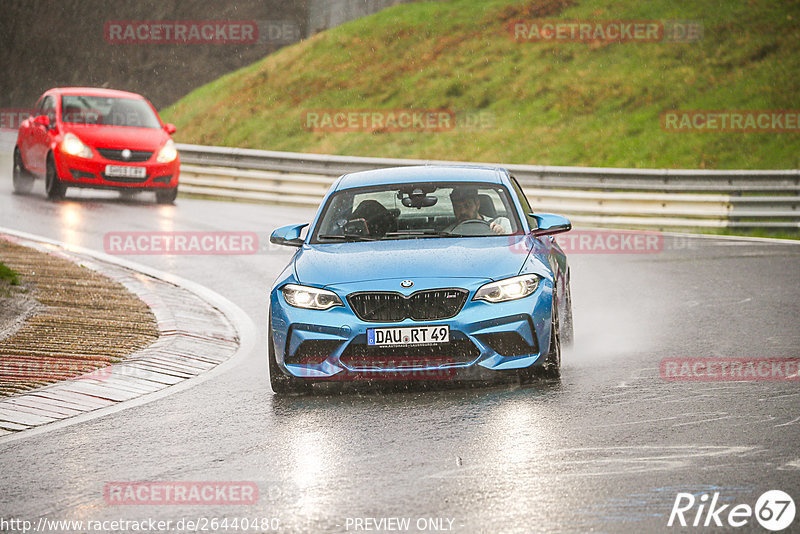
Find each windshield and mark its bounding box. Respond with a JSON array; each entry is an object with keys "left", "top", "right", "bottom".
[
  {"left": 311, "top": 181, "right": 523, "bottom": 242},
  {"left": 60, "top": 95, "right": 161, "bottom": 128}
]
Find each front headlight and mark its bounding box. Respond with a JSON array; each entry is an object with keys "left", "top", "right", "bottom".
[
  {"left": 473, "top": 274, "right": 540, "bottom": 303},
  {"left": 156, "top": 139, "right": 178, "bottom": 163},
  {"left": 60, "top": 133, "right": 92, "bottom": 158},
  {"left": 281, "top": 284, "right": 343, "bottom": 310}
]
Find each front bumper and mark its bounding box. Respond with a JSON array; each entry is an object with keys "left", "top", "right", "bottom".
[
  {"left": 269, "top": 278, "right": 554, "bottom": 381},
  {"left": 55, "top": 152, "right": 179, "bottom": 190}
]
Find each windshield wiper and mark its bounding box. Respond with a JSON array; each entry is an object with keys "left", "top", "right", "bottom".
[
  {"left": 317, "top": 234, "right": 378, "bottom": 242},
  {"left": 383, "top": 230, "right": 466, "bottom": 238}
]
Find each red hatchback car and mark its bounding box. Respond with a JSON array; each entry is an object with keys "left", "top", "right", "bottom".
[{"left": 13, "top": 87, "right": 180, "bottom": 203}]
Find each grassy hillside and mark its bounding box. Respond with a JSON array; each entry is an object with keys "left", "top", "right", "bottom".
[{"left": 164, "top": 0, "right": 800, "bottom": 169}]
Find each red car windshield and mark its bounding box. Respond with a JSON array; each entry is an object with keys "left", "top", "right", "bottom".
[{"left": 60, "top": 95, "right": 161, "bottom": 128}]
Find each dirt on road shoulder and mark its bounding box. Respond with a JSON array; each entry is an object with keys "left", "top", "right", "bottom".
[{"left": 0, "top": 236, "right": 159, "bottom": 396}]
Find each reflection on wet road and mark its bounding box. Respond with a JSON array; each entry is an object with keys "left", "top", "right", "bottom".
[{"left": 0, "top": 166, "right": 798, "bottom": 533}]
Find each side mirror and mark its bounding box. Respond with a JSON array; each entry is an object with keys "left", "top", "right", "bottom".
[
  {"left": 529, "top": 213, "right": 571, "bottom": 237},
  {"left": 270, "top": 223, "right": 308, "bottom": 247},
  {"left": 164, "top": 123, "right": 177, "bottom": 135},
  {"left": 33, "top": 115, "right": 50, "bottom": 128}
]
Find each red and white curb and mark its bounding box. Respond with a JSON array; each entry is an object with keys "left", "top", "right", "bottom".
[{"left": 0, "top": 228, "right": 255, "bottom": 441}]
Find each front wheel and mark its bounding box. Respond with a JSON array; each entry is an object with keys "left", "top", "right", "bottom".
[
  {"left": 45, "top": 156, "right": 67, "bottom": 200},
  {"left": 268, "top": 324, "right": 312, "bottom": 395},
  {"left": 12, "top": 148, "right": 35, "bottom": 195},
  {"left": 519, "top": 320, "right": 561, "bottom": 383},
  {"left": 155, "top": 187, "right": 178, "bottom": 205},
  {"left": 537, "top": 322, "right": 562, "bottom": 379},
  {"left": 561, "top": 282, "right": 574, "bottom": 347}
]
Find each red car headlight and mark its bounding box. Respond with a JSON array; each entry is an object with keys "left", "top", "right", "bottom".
[
  {"left": 60, "top": 133, "right": 93, "bottom": 158},
  {"left": 156, "top": 139, "right": 178, "bottom": 163}
]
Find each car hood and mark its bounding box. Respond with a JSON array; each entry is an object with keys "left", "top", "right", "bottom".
[
  {"left": 293, "top": 236, "right": 530, "bottom": 286},
  {"left": 65, "top": 124, "right": 169, "bottom": 151}
]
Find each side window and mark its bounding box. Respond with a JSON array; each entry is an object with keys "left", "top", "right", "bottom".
[
  {"left": 510, "top": 175, "right": 537, "bottom": 229},
  {"left": 41, "top": 96, "right": 56, "bottom": 125}
]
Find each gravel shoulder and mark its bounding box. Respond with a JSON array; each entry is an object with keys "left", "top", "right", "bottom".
[
  {"left": 0, "top": 237, "right": 159, "bottom": 396},
  {"left": 0, "top": 269, "right": 41, "bottom": 343},
  {"left": 0, "top": 232, "right": 240, "bottom": 435}
]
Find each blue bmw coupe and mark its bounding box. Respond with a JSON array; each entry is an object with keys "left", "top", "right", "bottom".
[{"left": 268, "top": 165, "right": 573, "bottom": 393}]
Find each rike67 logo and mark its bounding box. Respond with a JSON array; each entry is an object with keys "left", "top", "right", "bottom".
[{"left": 668, "top": 490, "right": 796, "bottom": 531}]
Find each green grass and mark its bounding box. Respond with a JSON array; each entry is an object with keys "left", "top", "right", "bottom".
[
  {"left": 0, "top": 263, "right": 20, "bottom": 286},
  {"left": 703, "top": 228, "right": 800, "bottom": 241},
  {"left": 163, "top": 0, "right": 800, "bottom": 169}
]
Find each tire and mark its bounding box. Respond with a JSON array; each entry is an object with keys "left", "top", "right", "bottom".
[
  {"left": 155, "top": 187, "right": 178, "bottom": 205},
  {"left": 519, "top": 319, "right": 562, "bottom": 383},
  {"left": 537, "top": 321, "right": 562, "bottom": 379},
  {"left": 268, "top": 324, "right": 312, "bottom": 395},
  {"left": 12, "top": 148, "right": 35, "bottom": 195},
  {"left": 561, "top": 282, "right": 574, "bottom": 347},
  {"left": 45, "top": 155, "right": 67, "bottom": 200}
]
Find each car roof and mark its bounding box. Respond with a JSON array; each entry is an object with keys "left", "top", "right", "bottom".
[
  {"left": 48, "top": 87, "right": 147, "bottom": 100},
  {"left": 335, "top": 165, "right": 508, "bottom": 191}
]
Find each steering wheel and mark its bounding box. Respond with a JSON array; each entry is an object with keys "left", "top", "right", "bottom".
[{"left": 450, "top": 219, "right": 492, "bottom": 235}]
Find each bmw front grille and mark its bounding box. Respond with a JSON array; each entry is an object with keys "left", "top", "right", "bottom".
[{"left": 347, "top": 288, "right": 469, "bottom": 322}]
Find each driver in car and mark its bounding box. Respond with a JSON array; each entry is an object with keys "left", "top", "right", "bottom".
[{"left": 447, "top": 186, "right": 512, "bottom": 234}]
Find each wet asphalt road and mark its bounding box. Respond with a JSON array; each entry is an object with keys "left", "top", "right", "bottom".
[{"left": 0, "top": 161, "right": 799, "bottom": 533}]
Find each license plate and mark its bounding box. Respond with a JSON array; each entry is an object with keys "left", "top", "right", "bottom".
[
  {"left": 105, "top": 165, "right": 146, "bottom": 178},
  {"left": 367, "top": 325, "right": 449, "bottom": 347}
]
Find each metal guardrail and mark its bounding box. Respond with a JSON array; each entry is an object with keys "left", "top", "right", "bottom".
[
  {"left": 2, "top": 128, "right": 795, "bottom": 230},
  {"left": 176, "top": 143, "right": 800, "bottom": 230}
]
